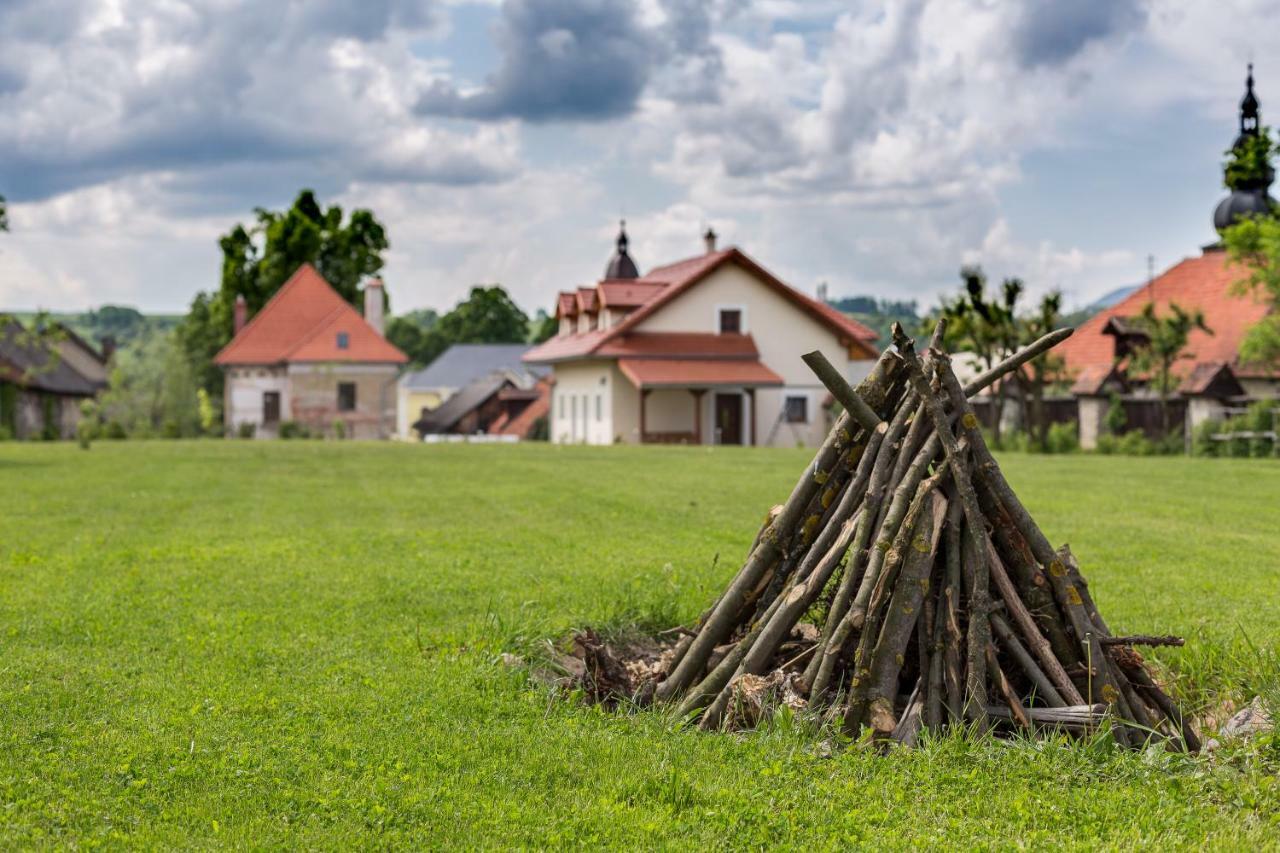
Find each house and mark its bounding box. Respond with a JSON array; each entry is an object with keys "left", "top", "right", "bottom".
[
  {"left": 396, "top": 343, "right": 542, "bottom": 438},
  {"left": 523, "top": 225, "right": 879, "bottom": 446},
  {"left": 411, "top": 367, "right": 550, "bottom": 440},
  {"left": 1057, "top": 66, "right": 1280, "bottom": 448},
  {"left": 0, "top": 319, "right": 110, "bottom": 439},
  {"left": 214, "top": 264, "right": 408, "bottom": 438}
]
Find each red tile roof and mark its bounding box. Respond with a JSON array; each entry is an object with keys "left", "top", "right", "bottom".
[
  {"left": 557, "top": 291, "right": 578, "bottom": 319},
  {"left": 596, "top": 332, "right": 760, "bottom": 359},
  {"left": 618, "top": 358, "right": 784, "bottom": 388},
  {"left": 1058, "top": 250, "right": 1270, "bottom": 381},
  {"left": 491, "top": 378, "right": 552, "bottom": 437},
  {"left": 576, "top": 287, "right": 599, "bottom": 313},
  {"left": 214, "top": 264, "right": 407, "bottom": 366},
  {"left": 525, "top": 247, "right": 878, "bottom": 364},
  {"left": 598, "top": 280, "right": 667, "bottom": 308}
]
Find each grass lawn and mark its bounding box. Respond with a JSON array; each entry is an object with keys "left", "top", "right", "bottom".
[{"left": 2, "top": 441, "right": 1279, "bottom": 848}]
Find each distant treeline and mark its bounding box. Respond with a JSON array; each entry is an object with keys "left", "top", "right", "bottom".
[{"left": 825, "top": 296, "right": 921, "bottom": 343}]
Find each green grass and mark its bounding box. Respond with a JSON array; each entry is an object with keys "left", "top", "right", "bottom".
[{"left": 2, "top": 442, "right": 1278, "bottom": 848}]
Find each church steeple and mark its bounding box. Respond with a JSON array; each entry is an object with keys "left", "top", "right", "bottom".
[
  {"left": 1214, "top": 64, "right": 1275, "bottom": 233},
  {"left": 604, "top": 220, "right": 640, "bottom": 280}
]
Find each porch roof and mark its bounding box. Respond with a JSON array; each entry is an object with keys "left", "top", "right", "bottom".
[{"left": 618, "top": 357, "right": 784, "bottom": 389}]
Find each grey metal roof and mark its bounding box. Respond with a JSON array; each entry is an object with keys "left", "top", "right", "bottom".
[
  {"left": 412, "top": 372, "right": 510, "bottom": 434},
  {"left": 399, "top": 343, "right": 541, "bottom": 390},
  {"left": 0, "top": 320, "right": 102, "bottom": 396}
]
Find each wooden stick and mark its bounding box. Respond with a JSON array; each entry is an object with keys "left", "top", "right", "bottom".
[
  {"left": 989, "top": 612, "right": 1066, "bottom": 707},
  {"left": 802, "top": 350, "right": 883, "bottom": 432},
  {"left": 892, "top": 326, "right": 991, "bottom": 728},
  {"left": 655, "top": 348, "right": 902, "bottom": 702},
  {"left": 942, "top": 499, "right": 965, "bottom": 721},
  {"left": 864, "top": 490, "right": 948, "bottom": 737},
  {"left": 987, "top": 645, "right": 1031, "bottom": 729},
  {"left": 1100, "top": 635, "right": 1184, "bottom": 648},
  {"left": 985, "top": 538, "right": 1083, "bottom": 704}
]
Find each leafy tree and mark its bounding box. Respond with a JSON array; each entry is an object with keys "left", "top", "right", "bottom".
[
  {"left": 1222, "top": 212, "right": 1280, "bottom": 369},
  {"left": 1128, "top": 301, "right": 1212, "bottom": 437},
  {"left": 435, "top": 285, "right": 529, "bottom": 343},
  {"left": 385, "top": 308, "right": 440, "bottom": 367},
  {"left": 177, "top": 189, "right": 390, "bottom": 398},
  {"left": 1015, "top": 290, "right": 1067, "bottom": 451},
  {"left": 99, "top": 330, "right": 202, "bottom": 437},
  {"left": 933, "top": 266, "right": 1023, "bottom": 442},
  {"left": 1224, "top": 128, "right": 1276, "bottom": 191},
  {"left": 530, "top": 308, "right": 558, "bottom": 344}
]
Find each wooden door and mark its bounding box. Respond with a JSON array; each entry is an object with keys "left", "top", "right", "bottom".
[{"left": 715, "top": 393, "right": 742, "bottom": 445}]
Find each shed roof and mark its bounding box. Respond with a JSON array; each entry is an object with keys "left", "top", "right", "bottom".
[
  {"left": 0, "top": 320, "right": 102, "bottom": 396},
  {"left": 399, "top": 343, "right": 541, "bottom": 390}
]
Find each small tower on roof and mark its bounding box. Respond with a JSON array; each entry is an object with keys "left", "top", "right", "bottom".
[{"left": 604, "top": 220, "right": 640, "bottom": 280}]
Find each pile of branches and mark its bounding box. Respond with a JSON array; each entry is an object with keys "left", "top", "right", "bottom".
[{"left": 645, "top": 323, "right": 1198, "bottom": 750}]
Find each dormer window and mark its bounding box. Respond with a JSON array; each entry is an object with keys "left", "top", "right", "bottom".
[
  {"left": 337, "top": 332, "right": 349, "bottom": 350},
  {"left": 719, "top": 308, "right": 742, "bottom": 335}
]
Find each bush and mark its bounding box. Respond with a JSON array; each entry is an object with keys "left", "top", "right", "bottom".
[
  {"left": 104, "top": 421, "right": 128, "bottom": 440},
  {"left": 76, "top": 400, "right": 98, "bottom": 450},
  {"left": 1105, "top": 393, "right": 1127, "bottom": 435},
  {"left": 1118, "top": 430, "right": 1156, "bottom": 456},
  {"left": 1045, "top": 420, "right": 1079, "bottom": 454},
  {"left": 1192, "top": 418, "right": 1223, "bottom": 457},
  {"left": 278, "top": 421, "right": 311, "bottom": 440},
  {"left": 331, "top": 420, "right": 347, "bottom": 440},
  {"left": 0, "top": 424, "right": 12, "bottom": 441},
  {"left": 237, "top": 422, "right": 256, "bottom": 439}
]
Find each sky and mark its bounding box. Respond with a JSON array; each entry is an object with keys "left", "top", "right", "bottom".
[{"left": 0, "top": 0, "right": 1277, "bottom": 317}]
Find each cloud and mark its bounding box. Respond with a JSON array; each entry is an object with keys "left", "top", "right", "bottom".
[
  {"left": 417, "top": 0, "right": 726, "bottom": 121},
  {"left": 416, "top": 0, "right": 656, "bottom": 121},
  {"left": 0, "top": 0, "right": 519, "bottom": 203},
  {"left": 1013, "top": 0, "right": 1146, "bottom": 68}
]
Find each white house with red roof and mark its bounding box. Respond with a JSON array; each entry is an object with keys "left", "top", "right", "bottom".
[
  {"left": 523, "top": 225, "right": 879, "bottom": 447},
  {"left": 214, "top": 264, "right": 408, "bottom": 439}
]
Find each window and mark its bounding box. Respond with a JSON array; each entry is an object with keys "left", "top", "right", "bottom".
[
  {"left": 338, "top": 382, "right": 357, "bottom": 412},
  {"left": 595, "top": 394, "right": 602, "bottom": 422},
  {"left": 262, "top": 391, "right": 280, "bottom": 424},
  {"left": 719, "top": 308, "right": 742, "bottom": 335},
  {"left": 784, "top": 395, "right": 808, "bottom": 424},
  {"left": 336, "top": 332, "right": 349, "bottom": 350}
]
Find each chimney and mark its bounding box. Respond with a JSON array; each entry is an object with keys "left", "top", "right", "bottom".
[
  {"left": 364, "top": 278, "right": 385, "bottom": 336},
  {"left": 704, "top": 226, "right": 718, "bottom": 254},
  {"left": 100, "top": 336, "right": 117, "bottom": 362},
  {"left": 234, "top": 294, "right": 248, "bottom": 335}
]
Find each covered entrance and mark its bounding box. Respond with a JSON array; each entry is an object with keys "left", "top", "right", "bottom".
[{"left": 618, "top": 357, "right": 783, "bottom": 445}]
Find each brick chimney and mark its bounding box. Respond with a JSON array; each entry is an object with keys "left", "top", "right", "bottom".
[
  {"left": 100, "top": 336, "right": 117, "bottom": 362},
  {"left": 704, "top": 226, "right": 717, "bottom": 254},
  {"left": 364, "top": 278, "right": 385, "bottom": 336},
  {"left": 233, "top": 294, "right": 248, "bottom": 335}
]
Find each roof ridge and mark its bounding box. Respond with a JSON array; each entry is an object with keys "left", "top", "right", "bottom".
[{"left": 214, "top": 263, "right": 327, "bottom": 362}]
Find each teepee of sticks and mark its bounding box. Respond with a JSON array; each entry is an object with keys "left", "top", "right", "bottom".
[{"left": 650, "top": 322, "right": 1198, "bottom": 750}]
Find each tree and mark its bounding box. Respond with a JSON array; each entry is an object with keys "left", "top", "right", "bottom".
[
  {"left": 98, "top": 330, "right": 203, "bottom": 437},
  {"left": 1128, "top": 301, "right": 1212, "bottom": 437},
  {"left": 0, "top": 193, "right": 8, "bottom": 232},
  {"left": 529, "top": 308, "right": 558, "bottom": 343},
  {"left": 385, "top": 308, "right": 441, "bottom": 367},
  {"left": 176, "top": 190, "right": 390, "bottom": 398},
  {"left": 1015, "top": 290, "right": 1067, "bottom": 451},
  {"left": 435, "top": 285, "right": 529, "bottom": 343},
  {"left": 1223, "top": 212, "right": 1280, "bottom": 369},
  {"left": 933, "top": 266, "right": 1023, "bottom": 443},
  {"left": 1224, "top": 127, "right": 1276, "bottom": 191}
]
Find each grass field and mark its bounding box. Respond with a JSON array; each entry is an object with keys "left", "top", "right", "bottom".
[{"left": 2, "top": 442, "right": 1279, "bottom": 848}]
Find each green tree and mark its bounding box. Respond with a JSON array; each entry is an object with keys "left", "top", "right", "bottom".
[
  {"left": 1224, "top": 128, "right": 1276, "bottom": 191},
  {"left": 1223, "top": 212, "right": 1280, "bottom": 369},
  {"left": 529, "top": 308, "right": 558, "bottom": 343},
  {"left": 1128, "top": 301, "right": 1212, "bottom": 437},
  {"left": 176, "top": 189, "right": 390, "bottom": 398},
  {"left": 1015, "top": 290, "right": 1067, "bottom": 451},
  {"left": 99, "top": 330, "right": 202, "bottom": 437},
  {"left": 385, "top": 308, "right": 441, "bottom": 367},
  {"left": 932, "top": 266, "right": 1023, "bottom": 442}
]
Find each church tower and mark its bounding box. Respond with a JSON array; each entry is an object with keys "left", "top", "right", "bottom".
[{"left": 1214, "top": 64, "right": 1276, "bottom": 231}]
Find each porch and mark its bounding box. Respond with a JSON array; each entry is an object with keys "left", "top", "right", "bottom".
[{"left": 618, "top": 357, "right": 783, "bottom": 445}]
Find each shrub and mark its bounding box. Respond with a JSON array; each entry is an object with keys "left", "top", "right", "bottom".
[
  {"left": 1192, "top": 418, "right": 1223, "bottom": 456},
  {"left": 104, "top": 421, "right": 128, "bottom": 440},
  {"left": 1105, "top": 393, "right": 1127, "bottom": 435},
  {"left": 331, "top": 420, "right": 347, "bottom": 440},
  {"left": 237, "top": 422, "right": 256, "bottom": 439},
  {"left": 1096, "top": 434, "right": 1119, "bottom": 455},
  {"left": 1045, "top": 420, "right": 1079, "bottom": 454},
  {"left": 76, "top": 400, "right": 98, "bottom": 450},
  {"left": 0, "top": 424, "right": 12, "bottom": 441},
  {"left": 1118, "top": 430, "right": 1156, "bottom": 456},
  {"left": 278, "top": 420, "right": 301, "bottom": 439}
]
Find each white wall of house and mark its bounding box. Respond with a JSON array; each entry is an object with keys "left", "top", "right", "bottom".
[
  {"left": 550, "top": 361, "right": 613, "bottom": 444},
  {"left": 632, "top": 263, "right": 863, "bottom": 447},
  {"left": 225, "top": 366, "right": 289, "bottom": 436}
]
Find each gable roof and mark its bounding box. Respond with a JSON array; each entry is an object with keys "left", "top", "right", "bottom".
[
  {"left": 0, "top": 320, "right": 102, "bottom": 395},
  {"left": 399, "top": 343, "right": 541, "bottom": 390},
  {"left": 412, "top": 372, "right": 511, "bottom": 434},
  {"left": 213, "top": 264, "right": 407, "bottom": 366},
  {"left": 1057, "top": 250, "right": 1271, "bottom": 380},
  {"left": 525, "top": 247, "right": 878, "bottom": 364}
]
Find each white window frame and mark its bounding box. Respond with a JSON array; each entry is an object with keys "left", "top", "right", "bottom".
[{"left": 714, "top": 303, "right": 748, "bottom": 335}]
